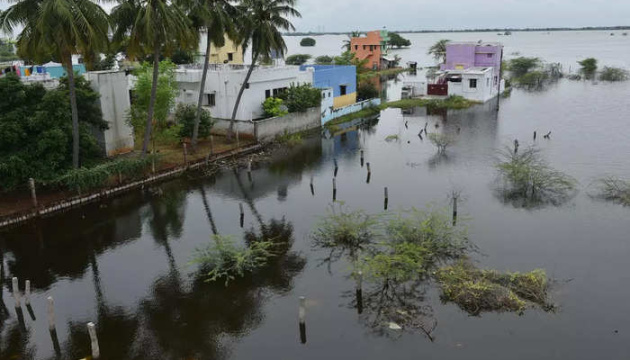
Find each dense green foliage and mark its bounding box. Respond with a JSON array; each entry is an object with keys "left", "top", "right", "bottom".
[
  {"left": 578, "top": 58, "right": 597, "bottom": 79},
  {"left": 170, "top": 49, "right": 195, "bottom": 65},
  {"left": 285, "top": 54, "right": 311, "bottom": 65},
  {"left": 262, "top": 97, "right": 288, "bottom": 118},
  {"left": 334, "top": 51, "right": 368, "bottom": 70},
  {"left": 507, "top": 57, "right": 541, "bottom": 78},
  {"left": 436, "top": 260, "right": 552, "bottom": 315},
  {"left": 0, "top": 74, "right": 107, "bottom": 191},
  {"left": 495, "top": 146, "right": 577, "bottom": 208},
  {"left": 315, "top": 55, "right": 334, "bottom": 65},
  {"left": 388, "top": 32, "right": 411, "bottom": 48},
  {"left": 599, "top": 66, "right": 629, "bottom": 81},
  {"left": 278, "top": 83, "right": 321, "bottom": 112},
  {"left": 173, "top": 103, "right": 214, "bottom": 139},
  {"left": 357, "top": 81, "right": 379, "bottom": 100},
  {"left": 128, "top": 60, "right": 178, "bottom": 141},
  {"left": 300, "top": 37, "right": 316, "bottom": 46},
  {"left": 428, "top": 39, "right": 450, "bottom": 63}
]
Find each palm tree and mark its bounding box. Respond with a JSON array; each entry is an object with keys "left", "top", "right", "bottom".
[
  {"left": 342, "top": 30, "right": 362, "bottom": 51},
  {"left": 111, "top": 0, "right": 196, "bottom": 156},
  {"left": 428, "top": 39, "right": 450, "bottom": 64},
  {"left": 1, "top": 0, "right": 109, "bottom": 168},
  {"left": 228, "top": 0, "right": 300, "bottom": 139},
  {"left": 187, "top": 0, "right": 240, "bottom": 150}
]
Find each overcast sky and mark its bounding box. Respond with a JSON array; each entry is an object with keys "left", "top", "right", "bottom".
[{"left": 1, "top": 0, "right": 629, "bottom": 35}]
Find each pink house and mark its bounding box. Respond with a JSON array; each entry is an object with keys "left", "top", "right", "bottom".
[{"left": 428, "top": 42, "right": 504, "bottom": 102}]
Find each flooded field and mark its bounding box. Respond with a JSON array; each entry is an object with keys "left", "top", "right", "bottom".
[{"left": 2, "top": 31, "right": 630, "bottom": 359}]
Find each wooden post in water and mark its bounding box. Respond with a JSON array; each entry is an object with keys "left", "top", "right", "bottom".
[
  {"left": 332, "top": 178, "right": 337, "bottom": 202},
  {"left": 356, "top": 270, "right": 363, "bottom": 314},
  {"left": 384, "top": 187, "right": 389, "bottom": 210},
  {"left": 310, "top": 176, "right": 314, "bottom": 196},
  {"left": 333, "top": 158, "right": 338, "bottom": 178},
  {"left": 12, "top": 277, "right": 20, "bottom": 307},
  {"left": 87, "top": 322, "right": 100, "bottom": 359},
  {"left": 452, "top": 195, "right": 458, "bottom": 226},
  {"left": 360, "top": 150, "right": 364, "bottom": 167},
  {"left": 47, "top": 296, "right": 61, "bottom": 356},
  {"left": 247, "top": 159, "right": 253, "bottom": 182},
  {"left": 533, "top": 131, "right": 537, "bottom": 141},
  {"left": 28, "top": 178, "right": 38, "bottom": 208},
  {"left": 24, "top": 280, "right": 31, "bottom": 306},
  {"left": 239, "top": 203, "right": 244, "bottom": 228},
  {"left": 366, "top": 162, "right": 371, "bottom": 184},
  {"left": 298, "top": 296, "right": 307, "bottom": 344}
]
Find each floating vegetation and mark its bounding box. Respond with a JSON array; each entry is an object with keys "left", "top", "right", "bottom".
[
  {"left": 436, "top": 260, "right": 554, "bottom": 316},
  {"left": 191, "top": 235, "right": 281, "bottom": 286},
  {"left": 312, "top": 204, "right": 381, "bottom": 265},
  {"left": 594, "top": 176, "right": 630, "bottom": 206},
  {"left": 495, "top": 146, "right": 577, "bottom": 208},
  {"left": 427, "top": 133, "right": 455, "bottom": 153},
  {"left": 385, "top": 134, "right": 400, "bottom": 142}
]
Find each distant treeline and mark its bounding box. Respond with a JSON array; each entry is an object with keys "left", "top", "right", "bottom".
[{"left": 285, "top": 26, "right": 630, "bottom": 36}]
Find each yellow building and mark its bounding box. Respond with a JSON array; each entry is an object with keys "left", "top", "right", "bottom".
[{"left": 198, "top": 32, "right": 243, "bottom": 64}]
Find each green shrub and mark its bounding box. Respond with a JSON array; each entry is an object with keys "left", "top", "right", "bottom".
[
  {"left": 300, "top": 37, "right": 316, "bottom": 47},
  {"left": 595, "top": 176, "right": 630, "bottom": 206},
  {"left": 285, "top": 54, "right": 312, "bottom": 65},
  {"left": 428, "top": 133, "right": 455, "bottom": 153},
  {"left": 278, "top": 83, "right": 321, "bottom": 112},
  {"left": 599, "top": 66, "right": 629, "bottom": 82},
  {"left": 275, "top": 131, "right": 303, "bottom": 147},
  {"left": 173, "top": 103, "right": 214, "bottom": 139},
  {"left": 191, "top": 235, "right": 280, "bottom": 286},
  {"left": 577, "top": 58, "right": 597, "bottom": 79},
  {"left": 262, "top": 97, "right": 288, "bottom": 118},
  {"left": 357, "top": 81, "right": 379, "bottom": 100},
  {"left": 508, "top": 57, "right": 541, "bottom": 78},
  {"left": 315, "top": 55, "right": 334, "bottom": 65}
]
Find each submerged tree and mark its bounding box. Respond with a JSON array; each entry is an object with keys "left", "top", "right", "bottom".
[
  {"left": 599, "top": 66, "right": 629, "bottom": 82},
  {"left": 577, "top": 58, "right": 597, "bottom": 79},
  {"left": 494, "top": 146, "right": 577, "bottom": 208},
  {"left": 428, "top": 132, "right": 455, "bottom": 154},
  {"left": 594, "top": 176, "right": 630, "bottom": 206}
]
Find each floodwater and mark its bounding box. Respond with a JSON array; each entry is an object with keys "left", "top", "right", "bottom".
[{"left": 2, "top": 32, "right": 630, "bottom": 359}]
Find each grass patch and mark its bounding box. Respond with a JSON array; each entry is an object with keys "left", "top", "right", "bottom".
[
  {"left": 595, "top": 176, "right": 630, "bottom": 206},
  {"left": 275, "top": 131, "right": 303, "bottom": 147},
  {"left": 436, "top": 260, "right": 553, "bottom": 316}
]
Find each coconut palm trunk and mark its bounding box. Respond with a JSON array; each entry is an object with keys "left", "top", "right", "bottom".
[
  {"left": 143, "top": 41, "right": 161, "bottom": 156},
  {"left": 192, "top": 33, "right": 213, "bottom": 149},
  {"left": 229, "top": 51, "right": 259, "bottom": 139},
  {"left": 65, "top": 54, "right": 81, "bottom": 168}
]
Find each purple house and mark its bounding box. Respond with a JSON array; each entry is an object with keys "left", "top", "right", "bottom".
[{"left": 429, "top": 42, "right": 504, "bottom": 102}]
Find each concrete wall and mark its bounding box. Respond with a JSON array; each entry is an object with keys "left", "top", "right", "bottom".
[
  {"left": 211, "top": 106, "right": 321, "bottom": 142},
  {"left": 333, "top": 93, "right": 358, "bottom": 108},
  {"left": 84, "top": 70, "right": 135, "bottom": 157},
  {"left": 447, "top": 71, "right": 496, "bottom": 102},
  {"left": 322, "top": 98, "right": 381, "bottom": 125},
  {"left": 175, "top": 65, "right": 313, "bottom": 121}
]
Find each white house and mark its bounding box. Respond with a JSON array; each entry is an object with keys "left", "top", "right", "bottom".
[
  {"left": 174, "top": 64, "right": 313, "bottom": 121},
  {"left": 440, "top": 67, "right": 498, "bottom": 102}
]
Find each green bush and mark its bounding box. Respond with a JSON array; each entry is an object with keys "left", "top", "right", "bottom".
[
  {"left": 285, "top": 54, "right": 312, "bottom": 65},
  {"left": 508, "top": 57, "right": 541, "bottom": 78},
  {"left": 577, "top": 58, "right": 597, "bottom": 79},
  {"left": 173, "top": 103, "right": 214, "bottom": 139},
  {"left": 300, "top": 37, "right": 316, "bottom": 47},
  {"left": 357, "top": 81, "right": 379, "bottom": 100},
  {"left": 599, "top": 66, "right": 629, "bottom": 82},
  {"left": 278, "top": 83, "right": 321, "bottom": 112},
  {"left": 262, "top": 97, "right": 288, "bottom": 118},
  {"left": 389, "top": 32, "right": 411, "bottom": 48},
  {"left": 315, "top": 55, "right": 334, "bottom": 65}
]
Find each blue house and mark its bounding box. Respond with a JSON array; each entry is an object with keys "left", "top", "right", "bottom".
[{"left": 300, "top": 65, "right": 357, "bottom": 109}]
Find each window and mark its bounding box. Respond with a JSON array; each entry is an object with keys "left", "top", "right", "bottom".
[
  {"left": 355, "top": 45, "right": 358, "bottom": 51},
  {"left": 227, "top": 53, "right": 234, "bottom": 61},
  {"left": 340, "top": 85, "right": 347, "bottom": 96},
  {"left": 265, "top": 89, "right": 271, "bottom": 98},
  {"left": 363, "top": 45, "right": 367, "bottom": 50},
  {"left": 494, "top": 76, "right": 498, "bottom": 85},
  {"left": 369, "top": 45, "right": 374, "bottom": 51},
  {"left": 486, "top": 53, "right": 493, "bottom": 58},
  {"left": 469, "top": 79, "right": 477, "bottom": 88},
  {"left": 206, "top": 93, "right": 216, "bottom": 107}
]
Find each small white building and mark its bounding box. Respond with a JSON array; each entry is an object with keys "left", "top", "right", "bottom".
[
  {"left": 438, "top": 67, "right": 500, "bottom": 103},
  {"left": 174, "top": 64, "right": 313, "bottom": 121}
]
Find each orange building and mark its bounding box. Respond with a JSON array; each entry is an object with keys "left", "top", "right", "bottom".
[{"left": 350, "top": 31, "right": 383, "bottom": 70}]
